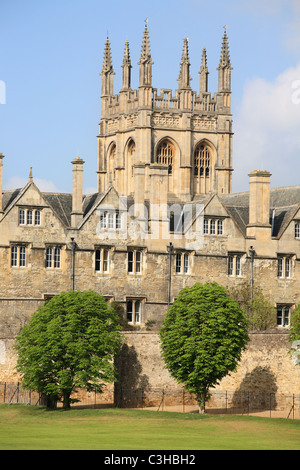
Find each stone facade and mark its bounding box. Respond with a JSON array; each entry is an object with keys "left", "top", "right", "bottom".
[{"left": 0, "top": 26, "right": 300, "bottom": 390}]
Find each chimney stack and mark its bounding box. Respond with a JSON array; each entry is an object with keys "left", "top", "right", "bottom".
[
  {"left": 71, "top": 156, "right": 85, "bottom": 227},
  {"left": 247, "top": 170, "right": 271, "bottom": 240}
]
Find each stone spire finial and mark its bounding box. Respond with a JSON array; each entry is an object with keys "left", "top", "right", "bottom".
[
  {"left": 100, "top": 36, "right": 115, "bottom": 96},
  {"left": 217, "top": 27, "right": 233, "bottom": 92},
  {"left": 218, "top": 27, "right": 231, "bottom": 68},
  {"left": 199, "top": 47, "right": 209, "bottom": 93},
  {"left": 177, "top": 37, "right": 192, "bottom": 90},
  {"left": 121, "top": 40, "right": 132, "bottom": 90},
  {"left": 101, "top": 36, "right": 114, "bottom": 74},
  {"left": 138, "top": 23, "right": 153, "bottom": 86}
]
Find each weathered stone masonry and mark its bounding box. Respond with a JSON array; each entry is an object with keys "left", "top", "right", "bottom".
[{"left": 0, "top": 27, "right": 300, "bottom": 396}]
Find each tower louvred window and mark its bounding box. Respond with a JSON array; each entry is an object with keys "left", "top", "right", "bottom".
[
  {"left": 157, "top": 140, "right": 174, "bottom": 174},
  {"left": 194, "top": 144, "right": 210, "bottom": 177}
]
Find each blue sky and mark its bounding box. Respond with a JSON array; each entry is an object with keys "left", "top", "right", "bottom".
[{"left": 1, "top": 0, "right": 300, "bottom": 194}]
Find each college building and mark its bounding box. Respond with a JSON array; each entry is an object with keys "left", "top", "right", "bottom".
[{"left": 1, "top": 25, "right": 300, "bottom": 362}]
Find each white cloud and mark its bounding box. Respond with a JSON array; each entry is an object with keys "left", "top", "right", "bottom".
[{"left": 233, "top": 62, "right": 300, "bottom": 192}]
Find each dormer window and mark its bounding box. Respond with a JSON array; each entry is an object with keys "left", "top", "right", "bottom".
[{"left": 18, "top": 208, "right": 41, "bottom": 226}]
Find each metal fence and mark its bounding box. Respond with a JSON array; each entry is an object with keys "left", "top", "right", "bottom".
[{"left": 1, "top": 382, "right": 299, "bottom": 419}]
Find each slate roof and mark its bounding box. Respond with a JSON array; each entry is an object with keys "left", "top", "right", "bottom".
[
  {"left": 221, "top": 186, "right": 300, "bottom": 238},
  {"left": 2, "top": 184, "right": 300, "bottom": 238}
]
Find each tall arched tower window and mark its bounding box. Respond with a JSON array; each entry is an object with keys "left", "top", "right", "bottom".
[
  {"left": 157, "top": 140, "right": 174, "bottom": 175},
  {"left": 126, "top": 139, "right": 135, "bottom": 194},
  {"left": 107, "top": 143, "right": 116, "bottom": 185},
  {"left": 193, "top": 142, "right": 212, "bottom": 193}
]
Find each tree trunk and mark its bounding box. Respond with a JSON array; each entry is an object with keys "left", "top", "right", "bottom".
[
  {"left": 197, "top": 392, "right": 206, "bottom": 414},
  {"left": 63, "top": 392, "right": 72, "bottom": 409}
]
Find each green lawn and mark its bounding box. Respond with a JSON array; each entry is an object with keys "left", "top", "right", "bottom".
[{"left": 0, "top": 404, "right": 299, "bottom": 450}]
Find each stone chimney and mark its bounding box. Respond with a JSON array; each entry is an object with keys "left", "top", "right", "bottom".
[
  {"left": 0, "top": 153, "right": 4, "bottom": 214},
  {"left": 246, "top": 170, "right": 271, "bottom": 240},
  {"left": 71, "top": 156, "right": 85, "bottom": 227}
]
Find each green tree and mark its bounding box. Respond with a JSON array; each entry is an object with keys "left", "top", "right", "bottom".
[
  {"left": 229, "top": 281, "right": 276, "bottom": 331},
  {"left": 14, "top": 290, "right": 122, "bottom": 409},
  {"left": 289, "top": 305, "right": 300, "bottom": 366},
  {"left": 159, "top": 282, "right": 249, "bottom": 412}
]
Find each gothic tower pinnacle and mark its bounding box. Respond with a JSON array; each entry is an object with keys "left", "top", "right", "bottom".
[
  {"left": 100, "top": 36, "right": 115, "bottom": 96},
  {"left": 177, "top": 37, "right": 192, "bottom": 90},
  {"left": 199, "top": 47, "right": 209, "bottom": 93},
  {"left": 217, "top": 27, "right": 233, "bottom": 92},
  {"left": 138, "top": 23, "right": 153, "bottom": 87},
  {"left": 121, "top": 40, "right": 132, "bottom": 91}
]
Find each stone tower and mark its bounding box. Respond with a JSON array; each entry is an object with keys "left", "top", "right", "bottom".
[{"left": 97, "top": 25, "right": 233, "bottom": 201}]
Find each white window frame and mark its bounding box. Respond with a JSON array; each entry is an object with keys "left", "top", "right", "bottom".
[
  {"left": 228, "top": 254, "right": 242, "bottom": 277},
  {"left": 95, "top": 247, "right": 110, "bottom": 273},
  {"left": 277, "top": 255, "right": 293, "bottom": 279},
  {"left": 45, "top": 246, "right": 61, "bottom": 269},
  {"left": 277, "top": 304, "right": 292, "bottom": 328},
  {"left": 295, "top": 222, "right": 300, "bottom": 239},
  {"left": 203, "top": 218, "right": 224, "bottom": 236},
  {"left": 127, "top": 250, "right": 143, "bottom": 274},
  {"left": 175, "top": 252, "right": 189, "bottom": 274},
  {"left": 18, "top": 208, "right": 42, "bottom": 226},
  {"left": 11, "top": 245, "right": 27, "bottom": 268},
  {"left": 126, "top": 299, "right": 142, "bottom": 325}
]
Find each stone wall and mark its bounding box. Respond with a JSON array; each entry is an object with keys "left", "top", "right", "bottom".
[
  {"left": 116, "top": 330, "right": 300, "bottom": 396},
  {"left": 1, "top": 329, "right": 299, "bottom": 401}
]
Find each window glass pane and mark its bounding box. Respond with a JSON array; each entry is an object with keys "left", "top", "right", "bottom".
[
  {"left": 54, "top": 247, "right": 60, "bottom": 268},
  {"left": 35, "top": 210, "right": 41, "bottom": 225},
  {"left": 203, "top": 219, "right": 208, "bottom": 234},
  {"left": 11, "top": 246, "right": 18, "bottom": 267},
  {"left": 184, "top": 253, "right": 189, "bottom": 273},
  {"left": 135, "top": 251, "right": 141, "bottom": 273},
  {"left": 127, "top": 301, "right": 133, "bottom": 323},
  {"left": 95, "top": 249, "right": 101, "bottom": 271},
  {"left": 228, "top": 256, "right": 233, "bottom": 275},
  {"left": 135, "top": 301, "right": 141, "bottom": 324},
  {"left": 27, "top": 210, "right": 33, "bottom": 225},
  {"left": 116, "top": 213, "right": 121, "bottom": 229},
  {"left": 277, "top": 306, "right": 283, "bottom": 326},
  {"left": 284, "top": 307, "right": 290, "bottom": 326},
  {"left": 217, "top": 220, "right": 223, "bottom": 235},
  {"left": 108, "top": 213, "right": 114, "bottom": 229},
  {"left": 46, "top": 247, "right": 52, "bottom": 268},
  {"left": 210, "top": 220, "right": 215, "bottom": 235},
  {"left": 19, "top": 209, "right": 25, "bottom": 225},
  {"left": 100, "top": 212, "right": 106, "bottom": 229},
  {"left": 285, "top": 258, "right": 291, "bottom": 278},
  {"left": 176, "top": 253, "right": 181, "bottom": 273},
  {"left": 277, "top": 258, "right": 283, "bottom": 277},
  {"left": 19, "top": 246, "right": 26, "bottom": 267},
  {"left": 103, "top": 250, "right": 109, "bottom": 272},
  {"left": 128, "top": 251, "right": 134, "bottom": 273}
]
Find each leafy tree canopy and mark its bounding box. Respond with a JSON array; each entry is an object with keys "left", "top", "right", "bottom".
[
  {"left": 15, "top": 290, "right": 122, "bottom": 409},
  {"left": 289, "top": 305, "right": 300, "bottom": 366},
  {"left": 160, "top": 282, "right": 249, "bottom": 412},
  {"left": 229, "top": 281, "right": 277, "bottom": 331}
]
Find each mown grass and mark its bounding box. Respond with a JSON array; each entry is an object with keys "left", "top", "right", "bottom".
[{"left": 0, "top": 404, "right": 299, "bottom": 450}]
